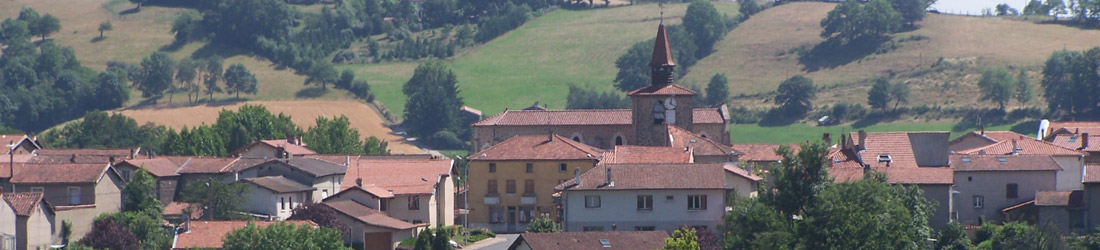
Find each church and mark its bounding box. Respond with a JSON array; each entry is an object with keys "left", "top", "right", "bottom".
[{"left": 470, "top": 23, "right": 733, "bottom": 159}]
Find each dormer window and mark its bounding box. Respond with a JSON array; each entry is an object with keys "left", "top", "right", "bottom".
[
  {"left": 877, "top": 154, "right": 892, "bottom": 163},
  {"left": 653, "top": 101, "right": 665, "bottom": 124}
]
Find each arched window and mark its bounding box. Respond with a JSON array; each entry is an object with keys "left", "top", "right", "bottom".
[
  {"left": 615, "top": 136, "right": 624, "bottom": 145},
  {"left": 653, "top": 101, "right": 666, "bottom": 124},
  {"left": 572, "top": 136, "right": 581, "bottom": 142}
]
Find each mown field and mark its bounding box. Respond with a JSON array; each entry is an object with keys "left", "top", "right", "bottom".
[{"left": 729, "top": 120, "right": 1038, "bottom": 144}]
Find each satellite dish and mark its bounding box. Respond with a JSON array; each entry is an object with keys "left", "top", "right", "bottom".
[{"left": 664, "top": 97, "right": 677, "bottom": 109}]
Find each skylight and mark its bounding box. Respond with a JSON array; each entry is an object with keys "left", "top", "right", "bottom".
[
  {"left": 600, "top": 239, "right": 611, "bottom": 248},
  {"left": 961, "top": 157, "right": 971, "bottom": 162},
  {"left": 997, "top": 157, "right": 1007, "bottom": 162}
]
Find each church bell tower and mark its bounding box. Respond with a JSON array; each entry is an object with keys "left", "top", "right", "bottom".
[{"left": 629, "top": 23, "right": 696, "bottom": 147}]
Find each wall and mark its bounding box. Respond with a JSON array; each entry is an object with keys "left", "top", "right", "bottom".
[
  {"left": 562, "top": 189, "right": 726, "bottom": 232},
  {"left": 436, "top": 175, "right": 455, "bottom": 227},
  {"left": 0, "top": 195, "right": 14, "bottom": 241},
  {"left": 387, "top": 195, "right": 432, "bottom": 225},
  {"left": 1038, "top": 206, "right": 1087, "bottom": 235},
  {"left": 1055, "top": 155, "right": 1085, "bottom": 191},
  {"left": 952, "top": 171, "right": 1056, "bottom": 226},
  {"left": 312, "top": 175, "right": 344, "bottom": 202},
  {"left": 920, "top": 184, "right": 953, "bottom": 230},
  {"left": 1086, "top": 184, "right": 1100, "bottom": 233},
  {"left": 325, "top": 190, "right": 382, "bottom": 210},
  {"left": 467, "top": 159, "right": 598, "bottom": 232},
  {"left": 156, "top": 177, "right": 178, "bottom": 205},
  {"left": 52, "top": 171, "right": 123, "bottom": 241},
  {"left": 631, "top": 95, "right": 694, "bottom": 147},
  {"left": 239, "top": 144, "right": 278, "bottom": 159},
  {"left": 21, "top": 202, "right": 54, "bottom": 250},
  {"left": 331, "top": 208, "right": 417, "bottom": 250},
  {"left": 723, "top": 171, "right": 758, "bottom": 198}
]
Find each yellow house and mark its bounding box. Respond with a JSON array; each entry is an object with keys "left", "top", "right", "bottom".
[{"left": 466, "top": 134, "right": 602, "bottom": 232}]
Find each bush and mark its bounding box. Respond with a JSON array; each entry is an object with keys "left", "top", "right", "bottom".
[
  {"left": 349, "top": 80, "right": 373, "bottom": 100},
  {"left": 429, "top": 130, "right": 466, "bottom": 149}
]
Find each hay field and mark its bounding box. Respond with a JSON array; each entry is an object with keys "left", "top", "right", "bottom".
[{"left": 117, "top": 100, "right": 423, "bottom": 154}]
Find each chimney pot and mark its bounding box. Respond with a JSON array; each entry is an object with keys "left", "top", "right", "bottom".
[
  {"left": 858, "top": 130, "right": 868, "bottom": 150},
  {"left": 1083, "top": 133, "right": 1091, "bottom": 150},
  {"left": 1012, "top": 139, "right": 1020, "bottom": 155},
  {"left": 605, "top": 167, "right": 613, "bottom": 186},
  {"left": 981, "top": 126, "right": 985, "bottom": 135}
]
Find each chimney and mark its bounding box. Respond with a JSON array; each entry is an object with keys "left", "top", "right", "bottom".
[
  {"left": 70, "top": 154, "right": 76, "bottom": 163},
  {"left": 129, "top": 148, "right": 135, "bottom": 159},
  {"left": 840, "top": 134, "right": 848, "bottom": 149},
  {"left": 574, "top": 168, "right": 581, "bottom": 187},
  {"left": 297, "top": 135, "right": 304, "bottom": 146},
  {"left": 605, "top": 167, "right": 613, "bottom": 187},
  {"left": 611, "top": 224, "right": 618, "bottom": 231},
  {"left": 275, "top": 147, "right": 286, "bottom": 159},
  {"left": 355, "top": 177, "right": 363, "bottom": 187},
  {"left": 1011, "top": 139, "right": 1020, "bottom": 155},
  {"left": 858, "top": 130, "right": 868, "bottom": 150},
  {"left": 345, "top": 155, "right": 351, "bottom": 167},
  {"left": 822, "top": 133, "right": 831, "bottom": 145},
  {"left": 1083, "top": 133, "right": 1091, "bottom": 150},
  {"left": 980, "top": 126, "right": 985, "bottom": 135}
]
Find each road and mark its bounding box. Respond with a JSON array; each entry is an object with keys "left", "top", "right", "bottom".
[{"left": 464, "top": 234, "right": 520, "bottom": 250}]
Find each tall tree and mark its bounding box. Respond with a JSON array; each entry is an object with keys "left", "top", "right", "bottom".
[
  {"left": 304, "top": 115, "right": 363, "bottom": 154},
  {"left": 978, "top": 68, "right": 1015, "bottom": 110},
  {"left": 766, "top": 142, "right": 831, "bottom": 216},
  {"left": 682, "top": 0, "right": 728, "bottom": 57},
  {"left": 800, "top": 173, "right": 934, "bottom": 250},
  {"left": 889, "top": 81, "right": 911, "bottom": 110},
  {"left": 121, "top": 169, "right": 163, "bottom": 217},
  {"left": 935, "top": 221, "right": 972, "bottom": 250},
  {"left": 203, "top": 57, "right": 224, "bottom": 100},
  {"left": 705, "top": 73, "right": 730, "bottom": 106},
  {"left": 891, "top": 0, "right": 935, "bottom": 25},
  {"left": 821, "top": 0, "right": 902, "bottom": 43},
  {"left": 774, "top": 75, "right": 816, "bottom": 116},
  {"left": 224, "top": 63, "right": 258, "bottom": 99},
  {"left": 97, "top": 212, "right": 172, "bottom": 250},
  {"left": 138, "top": 52, "right": 176, "bottom": 103},
  {"left": 31, "top": 13, "right": 60, "bottom": 41},
  {"left": 178, "top": 178, "right": 249, "bottom": 220},
  {"left": 432, "top": 227, "right": 454, "bottom": 250},
  {"left": 664, "top": 227, "right": 700, "bottom": 250},
  {"left": 867, "top": 78, "right": 893, "bottom": 111},
  {"left": 363, "top": 136, "right": 391, "bottom": 156},
  {"left": 98, "top": 21, "right": 112, "bottom": 39},
  {"left": 93, "top": 70, "right": 130, "bottom": 110},
  {"left": 1016, "top": 69, "right": 1034, "bottom": 104},
  {"left": 79, "top": 219, "right": 140, "bottom": 250},
  {"left": 1045, "top": 0, "right": 1067, "bottom": 20},
  {"left": 214, "top": 104, "right": 299, "bottom": 153},
  {"left": 403, "top": 62, "right": 464, "bottom": 138},
  {"left": 305, "top": 61, "right": 338, "bottom": 90},
  {"left": 288, "top": 203, "right": 350, "bottom": 235},
  {"left": 176, "top": 59, "right": 199, "bottom": 103}
]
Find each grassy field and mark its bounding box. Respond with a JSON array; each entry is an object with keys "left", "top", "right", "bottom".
[
  {"left": 343, "top": 1, "right": 741, "bottom": 118},
  {"left": 117, "top": 100, "right": 424, "bottom": 154},
  {"left": 729, "top": 120, "right": 1038, "bottom": 144}
]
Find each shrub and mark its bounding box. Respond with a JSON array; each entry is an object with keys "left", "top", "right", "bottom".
[{"left": 429, "top": 130, "right": 465, "bottom": 149}]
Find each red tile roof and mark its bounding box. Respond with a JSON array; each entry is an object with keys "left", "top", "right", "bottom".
[
  {"left": 1050, "top": 134, "right": 1100, "bottom": 152},
  {"left": 731, "top": 143, "right": 798, "bottom": 162},
  {"left": 558, "top": 163, "right": 754, "bottom": 191},
  {"left": 323, "top": 200, "right": 418, "bottom": 230},
  {"left": 667, "top": 125, "right": 736, "bottom": 157},
  {"left": 471, "top": 109, "right": 725, "bottom": 127},
  {"left": 1084, "top": 164, "right": 1100, "bottom": 184},
  {"left": 1047, "top": 121, "right": 1100, "bottom": 137},
  {"left": 1035, "top": 190, "right": 1084, "bottom": 207},
  {"left": 9, "top": 163, "right": 112, "bottom": 184},
  {"left": 469, "top": 135, "right": 602, "bottom": 161},
  {"left": 3, "top": 192, "right": 50, "bottom": 216},
  {"left": 175, "top": 157, "right": 263, "bottom": 174},
  {"left": 650, "top": 23, "right": 675, "bottom": 68},
  {"left": 341, "top": 158, "right": 453, "bottom": 195},
  {"left": 600, "top": 146, "right": 692, "bottom": 164},
  {"left": 956, "top": 138, "right": 1083, "bottom": 156},
  {"left": 116, "top": 158, "right": 183, "bottom": 177},
  {"left": 328, "top": 185, "right": 394, "bottom": 199},
  {"left": 259, "top": 139, "right": 316, "bottom": 155},
  {"left": 163, "top": 202, "right": 202, "bottom": 220},
  {"left": 952, "top": 155, "right": 1063, "bottom": 172},
  {"left": 830, "top": 132, "right": 954, "bottom": 185},
  {"left": 173, "top": 220, "right": 316, "bottom": 249},
  {"left": 515, "top": 231, "right": 669, "bottom": 250},
  {"left": 626, "top": 84, "right": 697, "bottom": 96},
  {"left": 28, "top": 148, "right": 137, "bottom": 164}
]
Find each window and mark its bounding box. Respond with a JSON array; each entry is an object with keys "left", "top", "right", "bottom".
[
  {"left": 30, "top": 187, "right": 44, "bottom": 193},
  {"left": 67, "top": 187, "right": 81, "bottom": 205},
  {"left": 524, "top": 180, "right": 535, "bottom": 195},
  {"left": 489, "top": 163, "right": 496, "bottom": 173},
  {"left": 973, "top": 195, "right": 984, "bottom": 208},
  {"left": 583, "top": 226, "right": 604, "bottom": 232},
  {"left": 526, "top": 163, "right": 534, "bottom": 173},
  {"left": 585, "top": 195, "right": 602, "bottom": 208},
  {"left": 688, "top": 195, "right": 707, "bottom": 210},
  {"left": 1006, "top": 183, "right": 1018, "bottom": 199},
  {"left": 281, "top": 197, "right": 286, "bottom": 210},
  {"left": 322, "top": 189, "right": 329, "bottom": 199},
  {"left": 409, "top": 195, "right": 421, "bottom": 210},
  {"left": 637, "top": 195, "right": 653, "bottom": 211},
  {"left": 120, "top": 169, "right": 131, "bottom": 182},
  {"left": 518, "top": 206, "right": 534, "bottom": 223},
  {"left": 615, "top": 136, "right": 624, "bottom": 145},
  {"left": 635, "top": 226, "right": 656, "bottom": 231},
  {"left": 506, "top": 180, "right": 516, "bottom": 194},
  {"left": 653, "top": 102, "right": 666, "bottom": 124},
  {"left": 666, "top": 195, "right": 674, "bottom": 201},
  {"left": 289, "top": 196, "right": 294, "bottom": 209},
  {"left": 488, "top": 180, "right": 498, "bottom": 195},
  {"left": 572, "top": 136, "right": 581, "bottom": 142},
  {"left": 380, "top": 200, "right": 388, "bottom": 211},
  {"left": 489, "top": 207, "right": 505, "bottom": 223},
  {"left": 559, "top": 163, "right": 567, "bottom": 173}
]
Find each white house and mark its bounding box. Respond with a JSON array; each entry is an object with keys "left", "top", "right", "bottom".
[{"left": 239, "top": 176, "right": 315, "bottom": 220}]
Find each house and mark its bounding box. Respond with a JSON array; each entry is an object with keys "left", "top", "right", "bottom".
[
  {"left": 162, "top": 202, "right": 202, "bottom": 222},
  {"left": 171, "top": 220, "right": 316, "bottom": 249},
  {"left": 1034, "top": 190, "right": 1087, "bottom": 235},
  {"left": 599, "top": 145, "right": 692, "bottom": 164},
  {"left": 323, "top": 199, "right": 419, "bottom": 250},
  {"left": 26, "top": 148, "right": 139, "bottom": 164},
  {"left": 175, "top": 157, "right": 266, "bottom": 188},
  {"left": 555, "top": 163, "right": 760, "bottom": 232},
  {"left": 466, "top": 135, "right": 603, "bottom": 232},
  {"left": 113, "top": 157, "right": 187, "bottom": 203},
  {"left": 508, "top": 231, "right": 669, "bottom": 250},
  {"left": 665, "top": 125, "right": 739, "bottom": 163},
  {"left": 231, "top": 138, "right": 315, "bottom": 159},
  {"left": 460, "top": 106, "right": 483, "bottom": 127},
  {"left": 237, "top": 157, "right": 347, "bottom": 202},
  {"left": 1046, "top": 128, "right": 1100, "bottom": 164},
  {"left": 2, "top": 134, "right": 40, "bottom": 156},
  {"left": 470, "top": 24, "right": 729, "bottom": 152},
  {"left": 953, "top": 132, "right": 1085, "bottom": 191},
  {"left": 3, "top": 163, "right": 123, "bottom": 243},
  {"left": 239, "top": 176, "right": 315, "bottom": 220},
  {"left": 342, "top": 158, "right": 455, "bottom": 228},
  {"left": 829, "top": 131, "right": 954, "bottom": 229},
  {"left": 2, "top": 191, "right": 55, "bottom": 250},
  {"left": 951, "top": 155, "right": 1061, "bottom": 226},
  {"left": 948, "top": 130, "right": 1029, "bottom": 153}
]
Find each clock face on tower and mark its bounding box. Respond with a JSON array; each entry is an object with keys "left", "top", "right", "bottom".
[{"left": 664, "top": 97, "right": 677, "bottom": 109}]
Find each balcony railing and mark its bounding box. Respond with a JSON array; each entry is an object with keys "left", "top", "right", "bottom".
[
  {"left": 484, "top": 195, "right": 501, "bottom": 205},
  {"left": 521, "top": 193, "right": 537, "bottom": 204}
]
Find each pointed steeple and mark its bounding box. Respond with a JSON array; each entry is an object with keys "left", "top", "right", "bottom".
[{"left": 650, "top": 23, "right": 675, "bottom": 86}]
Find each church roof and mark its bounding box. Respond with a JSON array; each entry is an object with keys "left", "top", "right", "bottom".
[
  {"left": 650, "top": 23, "right": 675, "bottom": 68},
  {"left": 626, "top": 84, "right": 697, "bottom": 96},
  {"left": 471, "top": 108, "right": 725, "bottom": 127}
]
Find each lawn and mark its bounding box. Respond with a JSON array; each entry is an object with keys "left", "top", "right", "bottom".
[{"left": 729, "top": 120, "right": 1039, "bottom": 144}]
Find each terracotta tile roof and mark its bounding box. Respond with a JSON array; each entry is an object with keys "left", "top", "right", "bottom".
[
  {"left": 558, "top": 163, "right": 735, "bottom": 191},
  {"left": 3, "top": 192, "right": 50, "bottom": 216},
  {"left": 1050, "top": 134, "right": 1100, "bottom": 152},
  {"left": 1002, "top": 200, "right": 1035, "bottom": 212},
  {"left": 470, "top": 109, "right": 725, "bottom": 127},
  {"left": 515, "top": 231, "right": 669, "bottom": 250},
  {"left": 1035, "top": 190, "right": 1084, "bottom": 207},
  {"left": 341, "top": 158, "right": 453, "bottom": 195},
  {"left": 9, "top": 163, "right": 111, "bottom": 184},
  {"left": 650, "top": 23, "right": 675, "bottom": 67},
  {"left": 830, "top": 132, "right": 954, "bottom": 185},
  {"left": 0, "top": 154, "right": 33, "bottom": 164},
  {"left": 1084, "top": 164, "right": 1100, "bottom": 184},
  {"left": 469, "top": 135, "right": 602, "bottom": 161},
  {"left": 173, "top": 220, "right": 316, "bottom": 249},
  {"left": 116, "top": 158, "right": 182, "bottom": 177},
  {"left": 175, "top": 157, "right": 264, "bottom": 174},
  {"left": 600, "top": 146, "right": 692, "bottom": 164},
  {"left": 323, "top": 200, "right": 418, "bottom": 230},
  {"left": 956, "top": 138, "right": 1083, "bottom": 156},
  {"left": 259, "top": 139, "right": 316, "bottom": 155},
  {"left": 28, "top": 148, "right": 138, "bottom": 164},
  {"left": 247, "top": 158, "right": 347, "bottom": 177},
  {"left": 163, "top": 202, "right": 202, "bottom": 220},
  {"left": 667, "top": 125, "right": 736, "bottom": 157},
  {"left": 982, "top": 131, "right": 1034, "bottom": 142},
  {"left": 328, "top": 185, "right": 394, "bottom": 199},
  {"left": 1047, "top": 121, "right": 1100, "bottom": 136},
  {"left": 732, "top": 144, "right": 795, "bottom": 162},
  {"left": 952, "top": 155, "right": 1062, "bottom": 172},
  {"left": 242, "top": 176, "right": 315, "bottom": 193},
  {"left": 626, "top": 84, "right": 697, "bottom": 96}
]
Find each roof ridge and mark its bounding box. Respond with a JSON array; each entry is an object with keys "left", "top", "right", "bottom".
[{"left": 555, "top": 134, "right": 602, "bottom": 156}]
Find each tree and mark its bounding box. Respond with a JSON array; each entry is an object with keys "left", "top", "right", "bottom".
[
  {"left": 79, "top": 219, "right": 140, "bottom": 250},
  {"left": 683, "top": 0, "right": 728, "bottom": 57},
  {"left": 138, "top": 52, "right": 176, "bottom": 102},
  {"left": 767, "top": 141, "right": 831, "bottom": 216},
  {"left": 363, "top": 136, "right": 391, "bottom": 156},
  {"left": 739, "top": 0, "right": 762, "bottom": 20},
  {"left": 978, "top": 68, "right": 1015, "bottom": 110},
  {"left": 1016, "top": 69, "right": 1034, "bottom": 103},
  {"left": 892, "top": 0, "right": 934, "bottom": 25},
  {"left": 403, "top": 62, "right": 464, "bottom": 139},
  {"left": 213, "top": 104, "right": 299, "bottom": 153},
  {"left": 288, "top": 203, "right": 350, "bottom": 235},
  {"left": 774, "top": 75, "right": 816, "bottom": 117},
  {"left": 129, "top": 0, "right": 147, "bottom": 10},
  {"left": 935, "top": 221, "right": 971, "bottom": 250},
  {"left": 1046, "top": 0, "right": 1067, "bottom": 20},
  {"left": 413, "top": 229, "right": 434, "bottom": 250},
  {"left": 93, "top": 70, "right": 130, "bottom": 110},
  {"left": 800, "top": 173, "right": 934, "bottom": 250},
  {"left": 31, "top": 13, "right": 60, "bottom": 41},
  {"left": 705, "top": 73, "right": 730, "bottom": 106},
  {"left": 526, "top": 216, "right": 561, "bottom": 233},
  {"left": 664, "top": 227, "right": 700, "bottom": 250},
  {"left": 122, "top": 169, "right": 163, "bottom": 217},
  {"left": 996, "top": 3, "right": 1020, "bottom": 15},
  {"left": 337, "top": 69, "right": 355, "bottom": 89},
  {"left": 204, "top": 57, "right": 224, "bottom": 100},
  {"left": 820, "top": 0, "right": 902, "bottom": 43},
  {"left": 304, "top": 115, "right": 363, "bottom": 154},
  {"left": 179, "top": 178, "right": 248, "bottom": 220},
  {"left": 867, "top": 78, "right": 893, "bottom": 111},
  {"left": 305, "top": 61, "right": 338, "bottom": 90},
  {"left": 176, "top": 59, "right": 199, "bottom": 103},
  {"left": 889, "top": 81, "right": 911, "bottom": 110},
  {"left": 984, "top": 221, "right": 1062, "bottom": 249},
  {"left": 98, "top": 21, "right": 112, "bottom": 39},
  {"left": 432, "top": 227, "right": 454, "bottom": 250},
  {"left": 222, "top": 222, "right": 351, "bottom": 250},
  {"left": 224, "top": 63, "right": 258, "bottom": 99},
  {"left": 97, "top": 212, "right": 172, "bottom": 250}
]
